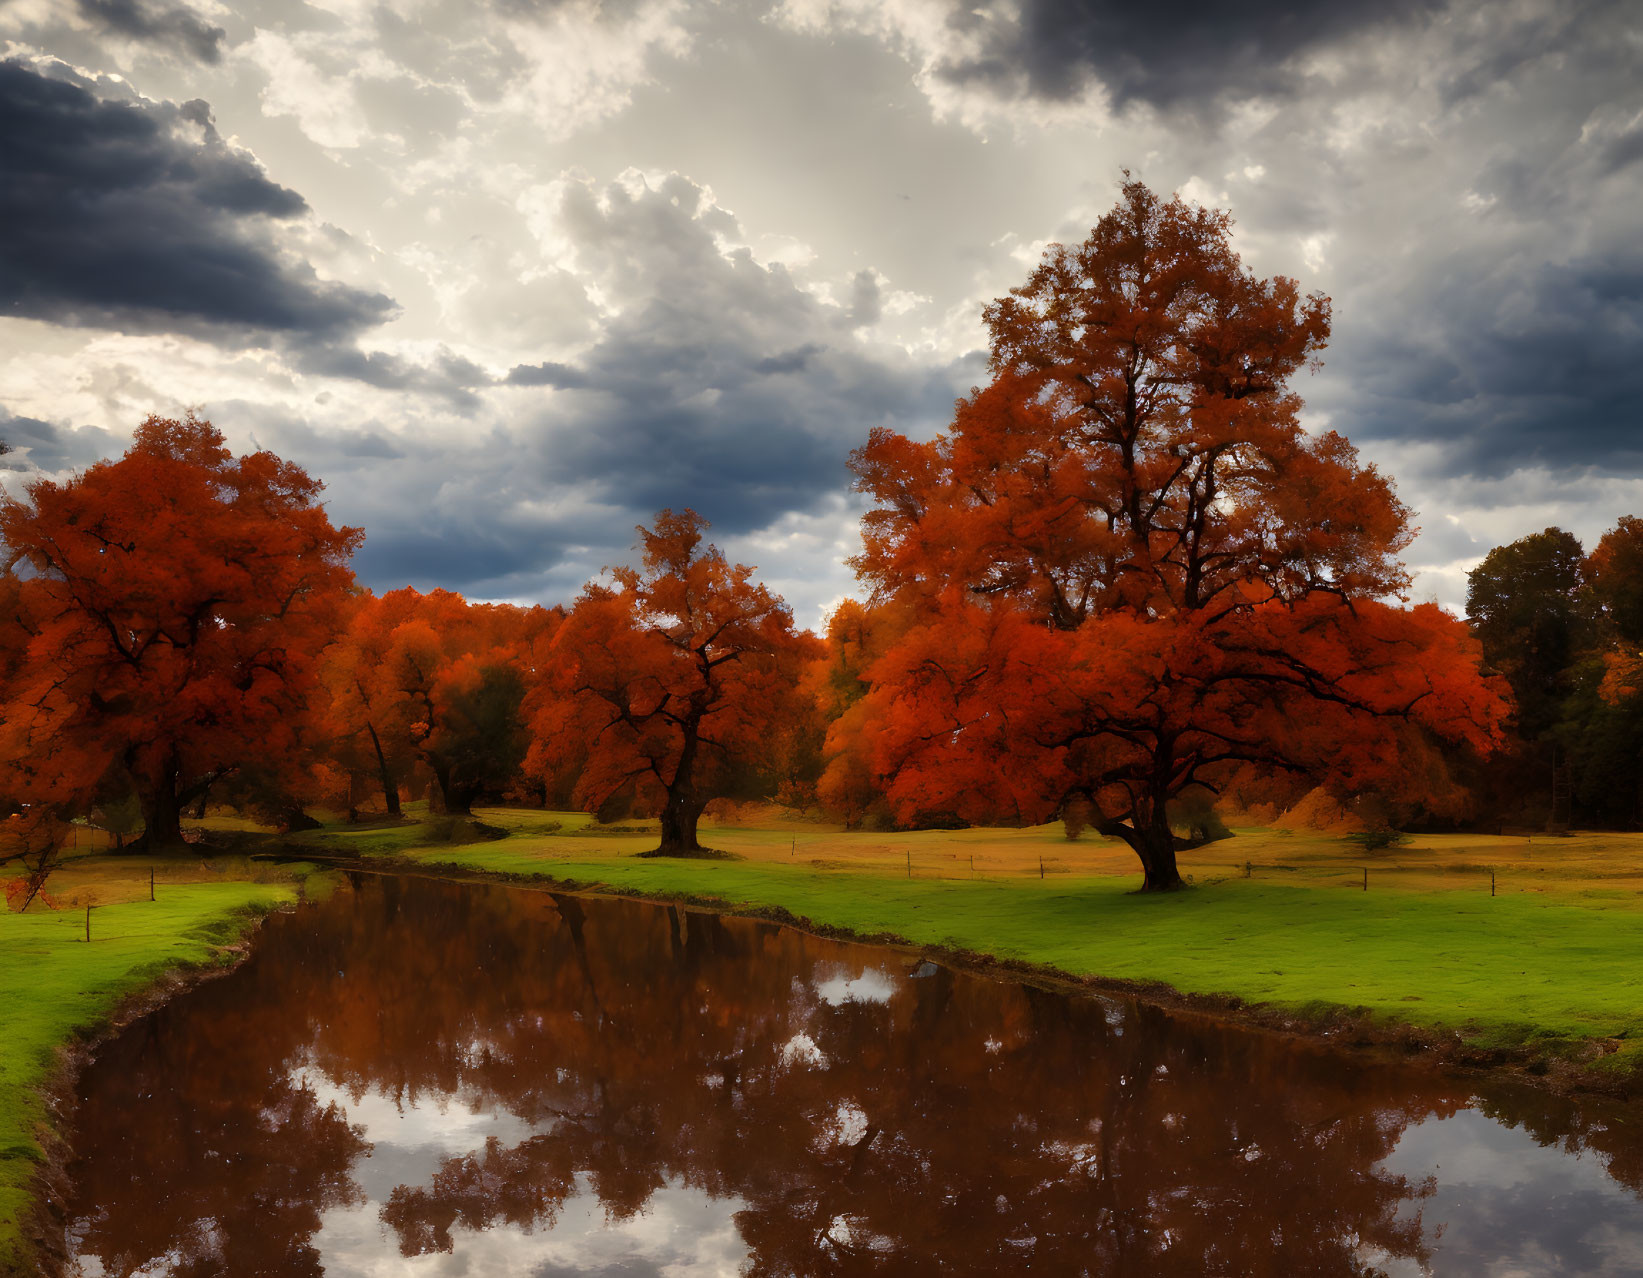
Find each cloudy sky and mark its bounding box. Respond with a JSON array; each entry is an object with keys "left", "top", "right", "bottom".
[{"left": 2, "top": 0, "right": 1640, "bottom": 624}]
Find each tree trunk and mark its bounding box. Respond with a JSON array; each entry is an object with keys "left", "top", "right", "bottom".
[
  {"left": 652, "top": 713, "right": 710, "bottom": 854},
  {"left": 429, "top": 755, "right": 470, "bottom": 815},
  {"left": 656, "top": 792, "right": 706, "bottom": 853},
  {"left": 140, "top": 780, "right": 185, "bottom": 850},
  {"left": 1136, "top": 829, "right": 1184, "bottom": 891},
  {"left": 653, "top": 781, "right": 706, "bottom": 854},
  {"left": 1101, "top": 809, "right": 1185, "bottom": 891},
  {"left": 653, "top": 791, "right": 706, "bottom": 854},
  {"left": 366, "top": 722, "right": 401, "bottom": 816}
]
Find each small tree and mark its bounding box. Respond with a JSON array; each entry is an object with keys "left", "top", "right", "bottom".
[
  {"left": 1466, "top": 528, "right": 1591, "bottom": 740},
  {"left": 428, "top": 663, "right": 529, "bottom": 815},
  {"left": 1061, "top": 797, "right": 1091, "bottom": 841},
  {"left": 1170, "top": 792, "right": 1231, "bottom": 848},
  {"left": 91, "top": 788, "right": 144, "bottom": 851},
  {"left": 529, "top": 510, "right": 818, "bottom": 856},
  {"left": 333, "top": 590, "right": 549, "bottom": 817},
  {"left": 2, "top": 808, "right": 69, "bottom": 912}
]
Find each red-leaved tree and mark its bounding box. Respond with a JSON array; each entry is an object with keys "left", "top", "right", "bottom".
[
  {"left": 835, "top": 179, "right": 1510, "bottom": 888},
  {"left": 0, "top": 414, "right": 360, "bottom": 848},
  {"left": 528, "top": 510, "right": 818, "bottom": 854},
  {"left": 321, "top": 589, "right": 552, "bottom": 816}
]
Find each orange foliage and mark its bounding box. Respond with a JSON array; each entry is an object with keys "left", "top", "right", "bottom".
[
  {"left": 1590, "top": 515, "right": 1643, "bottom": 645},
  {"left": 527, "top": 510, "right": 818, "bottom": 852},
  {"left": 808, "top": 597, "right": 919, "bottom": 826},
  {"left": 0, "top": 415, "right": 359, "bottom": 846},
  {"left": 321, "top": 589, "right": 558, "bottom": 815},
  {"left": 834, "top": 181, "right": 1509, "bottom": 887},
  {"left": 1, "top": 807, "right": 69, "bottom": 911}
]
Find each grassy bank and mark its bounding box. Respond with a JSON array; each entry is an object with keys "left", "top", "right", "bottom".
[
  {"left": 0, "top": 866, "right": 297, "bottom": 1273},
  {"left": 297, "top": 807, "right": 1643, "bottom": 1078}
]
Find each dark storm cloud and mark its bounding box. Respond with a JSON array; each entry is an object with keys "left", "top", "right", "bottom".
[
  {"left": 76, "top": 0, "right": 226, "bottom": 63},
  {"left": 217, "top": 401, "right": 406, "bottom": 466},
  {"left": 505, "top": 174, "right": 973, "bottom": 537},
  {"left": 1287, "top": 1, "right": 1643, "bottom": 495},
  {"left": 353, "top": 526, "right": 551, "bottom": 595},
  {"left": 544, "top": 342, "right": 961, "bottom": 535},
  {"left": 0, "top": 407, "right": 123, "bottom": 473},
  {"left": 308, "top": 174, "right": 975, "bottom": 602},
  {"left": 1342, "top": 249, "right": 1643, "bottom": 479},
  {"left": 0, "top": 59, "right": 396, "bottom": 340},
  {"left": 505, "top": 361, "right": 588, "bottom": 389},
  {"left": 291, "top": 429, "right": 632, "bottom": 601},
  {"left": 295, "top": 346, "right": 492, "bottom": 412},
  {"left": 936, "top": 0, "right": 1444, "bottom": 111},
  {"left": 753, "top": 344, "right": 824, "bottom": 375}
]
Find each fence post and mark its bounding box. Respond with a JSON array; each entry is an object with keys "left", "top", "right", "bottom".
[
  {"left": 150, "top": 866, "right": 155, "bottom": 902},
  {"left": 790, "top": 836, "right": 795, "bottom": 858},
  {"left": 1491, "top": 869, "right": 1496, "bottom": 898},
  {"left": 85, "top": 904, "right": 91, "bottom": 943},
  {"left": 969, "top": 854, "right": 974, "bottom": 879},
  {"left": 1039, "top": 854, "right": 1045, "bottom": 880},
  {"left": 1245, "top": 860, "right": 1251, "bottom": 879},
  {"left": 906, "top": 848, "right": 911, "bottom": 879},
  {"left": 1362, "top": 867, "right": 1368, "bottom": 892}
]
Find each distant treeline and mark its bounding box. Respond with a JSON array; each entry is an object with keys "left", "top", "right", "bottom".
[{"left": 1464, "top": 521, "right": 1643, "bottom": 829}]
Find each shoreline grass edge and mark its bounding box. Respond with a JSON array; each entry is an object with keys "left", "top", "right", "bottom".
[{"left": 0, "top": 881, "right": 299, "bottom": 1277}]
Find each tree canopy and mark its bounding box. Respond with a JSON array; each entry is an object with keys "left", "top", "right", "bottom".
[
  {"left": 830, "top": 179, "right": 1508, "bottom": 887},
  {"left": 0, "top": 414, "right": 359, "bottom": 847},
  {"left": 529, "top": 510, "right": 817, "bottom": 855}
]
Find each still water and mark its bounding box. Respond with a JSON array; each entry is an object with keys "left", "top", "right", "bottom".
[{"left": 61, "top": 873, "right": 1643, "bottom": 1276}]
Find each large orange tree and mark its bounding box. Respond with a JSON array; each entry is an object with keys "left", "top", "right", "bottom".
[
  {"left": 0, "top": 414, "right": 359, "bottom": 847},
  {"left": 839, "top": 180, "right": 1509, "bottom": 889},
  {"left": 529, "top": 510, "right": 817, "bottom": 854}
]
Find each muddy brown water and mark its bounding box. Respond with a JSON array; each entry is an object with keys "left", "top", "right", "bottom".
[{"left": 57, "top": 873, "right": 1643, "bottom": 1276}]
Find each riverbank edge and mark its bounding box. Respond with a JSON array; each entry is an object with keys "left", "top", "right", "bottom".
[
  {"left": 4, "top": 899, "right": 292, "bottom": 1278},
  {"left": 281, "top": 849, "right": 1643, "bottom": 1102}
]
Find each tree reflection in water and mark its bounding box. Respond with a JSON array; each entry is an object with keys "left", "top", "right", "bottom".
[{"left": 56, "top": 874, "right": 1637, "bottom": 1276}]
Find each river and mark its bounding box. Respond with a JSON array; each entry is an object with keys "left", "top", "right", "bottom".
[{"left": 59, "top": 872, "right": 1643, "bottom": 1275}]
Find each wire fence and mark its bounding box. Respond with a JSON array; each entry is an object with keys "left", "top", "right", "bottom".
[
  {"left": 7, "top": 852, "right": 295, "bottom": 915},
  {"left": 19, "top": 816, "right": 1643, "bottom": 910},
  {"left": 724, "top": 839, "right": 1643, "bottom": 898}
]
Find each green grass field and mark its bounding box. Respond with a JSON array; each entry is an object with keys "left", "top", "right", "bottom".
[{"left": 0, "top": 876, "right": 295, "bottom": 1273}]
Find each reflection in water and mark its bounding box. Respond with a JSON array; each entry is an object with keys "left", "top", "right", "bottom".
[{"left": 60, "top": 874, "right": 1643, "bottom": 1276}]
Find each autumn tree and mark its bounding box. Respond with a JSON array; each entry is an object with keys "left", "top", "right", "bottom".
[
  {"left": 810, "top": 597, "right": 915, "bottom": 826},
  {"left": 840, "top": 179, "right": 1508, "bottom": 889},
  {"left": 1, "top": 807, "right": 70, "bottom": 912},
  {"left": 1589, "top": 516, "right": 1643, "bottom": 646},
  {"left": 1572, "top": 517, "right": 1643, "bottom": 825},
  {"left": 319, "top": 591, "right": 422, "bottom": 816},
  {"left": 528, "top": 510, "right": 818, "bottom": 855},
  {"left": 326, "top": 589, "right": 543, "bottom": 817},
  {"left": 0, "top": 415, "right": 359, "bottom": 847}
]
